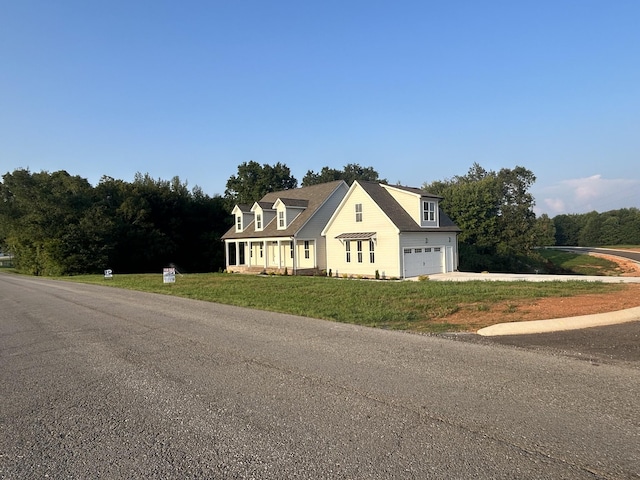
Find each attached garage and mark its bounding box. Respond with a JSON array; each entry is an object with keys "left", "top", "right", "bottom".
[{"left": 403, "top": 246, "right": 445, "bottom": 277}]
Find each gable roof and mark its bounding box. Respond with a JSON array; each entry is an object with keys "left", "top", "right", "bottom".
[
  {"left": 222, "top": 180, "right": 347, "bottom": 239},
  {"left": 357, "top": 181, "right": 460, "bottom": 233}
]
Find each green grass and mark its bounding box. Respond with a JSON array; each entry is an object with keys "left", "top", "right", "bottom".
[
  {"left": 538, "top": 249, "right": 624, "bottom": 276},
  {"left": 61, "top": 272, "right": 627, "bottom": 333}
]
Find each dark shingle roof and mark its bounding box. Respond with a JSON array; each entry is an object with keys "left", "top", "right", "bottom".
[
  {"left": 358, "top": 181, "right": 460, "bottom": 233},
  {"left": 384, "top": 184, "right": 442, "bottom": 199},
  {"left": 222, "top": 180, "right": 346, "bottom": 239}
]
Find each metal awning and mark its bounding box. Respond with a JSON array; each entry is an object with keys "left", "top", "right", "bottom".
[{"left": 334, "top": 232, "right": 376, "bottom": 240}]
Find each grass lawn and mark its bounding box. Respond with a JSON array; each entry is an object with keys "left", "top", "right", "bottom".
[
  {"left": 62, "top": 273, "right": 627, "bottom": 333},
  {"left": 537, "top": 249, "right": 625, "bottom": 276}
]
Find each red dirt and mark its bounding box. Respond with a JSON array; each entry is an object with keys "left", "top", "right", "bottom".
[{"left": 440, "top": 253, "right": 640, "bottom": 331}]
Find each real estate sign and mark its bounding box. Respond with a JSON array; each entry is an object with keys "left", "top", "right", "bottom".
[{"left": 163, "top": 267, "right": 176, "bottom": 284}]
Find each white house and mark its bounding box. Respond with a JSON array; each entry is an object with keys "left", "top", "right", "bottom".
[
  {"left": 222, "top": 180, "right": 349, "bottom": 275},
  {"left": 223, "top": 180, "right": 460, "bottom": 278},
  {"left": 322, "top": 181, "right": 461, "bottom": 278}
]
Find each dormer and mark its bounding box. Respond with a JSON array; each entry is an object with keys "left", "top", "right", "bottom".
[
  {"left": 381, "top": 184, "right": 441, "bottom": 228},
  {"left": 231, "top": 204, "right": 252, "bottom": 233},
  {"left": 251, "top": 201, "right": 276, "bottom": 232},
  {"left": 273, "top": 198, "right": 308, "bottom": 230},
  {"left": 420, "top": 197, "right": 439, "bottom": 227}
]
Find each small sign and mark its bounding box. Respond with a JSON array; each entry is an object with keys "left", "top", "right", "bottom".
[
  {"left": 163, "top": 267, "right": 176, "bottom": 284},
  {"left": 104, "top": 269, "right": 113, "bottom": 279}
]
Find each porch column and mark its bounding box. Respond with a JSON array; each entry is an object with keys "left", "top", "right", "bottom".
[
  {"left": 263, "top": 240, "right": 267, "bottom": 268},
  {"left": 277, "top": 239, "right": 282, "bottom": 269},
  {"left": 292, "top": 237, "right": 297, "bottom": 274}
]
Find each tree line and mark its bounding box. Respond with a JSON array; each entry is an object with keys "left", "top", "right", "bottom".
[
  {"left": 2, "top": 163, "right": 638, "bottom": 276},
  {"left": 0, "top": 170, "right": 230, "bottom": 275},
  {"left": 553, "top": 208, "right": 640, "bottom": 246}
]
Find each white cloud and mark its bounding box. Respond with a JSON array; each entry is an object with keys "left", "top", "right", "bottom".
[{"left": 536, "top": 175, "right": 640, "bottom": 216}]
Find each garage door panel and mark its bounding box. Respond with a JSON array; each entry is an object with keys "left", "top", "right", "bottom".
[{"left": 404, "top": 247, "right": 444, "bottom": 277}]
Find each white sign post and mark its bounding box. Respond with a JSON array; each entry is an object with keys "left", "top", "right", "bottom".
[
  {"left": 104, "top": 269, "right": 113, "bottom": 279},
  {"left": 163, "top": 267, "right": 176, "bottom": 284}
]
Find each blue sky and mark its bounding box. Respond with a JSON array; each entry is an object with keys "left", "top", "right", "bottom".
[{"left": 2, "top": 1, "right": 638, "bottom": 216}]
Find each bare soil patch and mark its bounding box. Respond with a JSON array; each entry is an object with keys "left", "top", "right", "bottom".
[
  {"left": 587, "top": 252, "right": 640, "bottom": 277},
  {"left": 439, "top": 253, "right": 640, "bottom": 332}
]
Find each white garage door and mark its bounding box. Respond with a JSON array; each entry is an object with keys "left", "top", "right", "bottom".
[{"left": 403, "top": 247, "right": 444, "bottom": 278}]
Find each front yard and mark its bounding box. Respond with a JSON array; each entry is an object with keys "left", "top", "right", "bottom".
[{"left": 64, "top": 273, "right": 640, "bottom": 333}]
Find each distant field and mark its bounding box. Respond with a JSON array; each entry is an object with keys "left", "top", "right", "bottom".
[{"left": 61, "top": 272, "right": 628, "bottom": 333}]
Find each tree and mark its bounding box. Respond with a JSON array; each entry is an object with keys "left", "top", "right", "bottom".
[
  {"left": 424, "top": 163, "right": 538, "bottom": 272},
  {"left": 224, "top": 161, "right": 297, "bottom": 208},
  {"left": 302, "top": 163, "right": 387, "bottom": 186},
  {"left": 0, "top": 169, "right": 96, "bottom": 275},
  {"left": 1, "top": 168, "right": 232, "bottom": 275},
  {"left": 533, "top": 214, "right": 556, "bottom": 246}
]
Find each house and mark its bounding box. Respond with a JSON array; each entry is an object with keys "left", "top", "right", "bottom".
[
  {"left": 222, "top": 180, "right": 349, "bottom": 275},
  {"left": 321, "top": 181, "right": 461, "bottom": 278}
]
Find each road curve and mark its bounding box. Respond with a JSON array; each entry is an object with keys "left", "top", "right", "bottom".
[
  {"left": 553, "top": 246, "right": 640, "bottom": 263},
  {"left": 1, "top": 273, "right": 639, "bottom": 478}
]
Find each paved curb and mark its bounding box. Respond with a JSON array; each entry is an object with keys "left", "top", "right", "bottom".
[{"left": 476, "top": 306, "right": 640, "bottom": 336}]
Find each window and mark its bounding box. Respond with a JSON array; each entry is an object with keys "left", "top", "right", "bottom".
[
  {"left": 355, "top": 203, "right": 363, "bottom": 222},
  {"left": 346, "top": 241, "right": 351, "bottom": 263},
  {"left": 422, "top": 201, "right": 436, "bottom": 222},
  {"left": 434, "top": 247, "right": 441, "bottom": 252},
  {"left": 236, "top": 215, "right": 242, "bottom": 231},
  {"left": 290, "top": 241, "right": 294, "bottom": 259},
  {"left": 256, "top": 213, "right": 262, "bottom": 230},
  {"left": 238, "top": 242, "right": 245, "bottom": 264},
  {"left": 415, "top": 248, "right": 422, "bottom": 253},
  {"left": 403, "top": 248, "right": 412, "bottom": 254},
  {"left": 369, "top": 240, "right": 375, "bottom": 263},
  {"left": 259, "top": 243, "right": 264, "bottom": 258},
  {"left": 304, "top": 240, "right": 310, "bottom": 259},
  {"left": 279, "top": 211, "right": 285, "bottom": 228},
  {"left": 425, "top": 247, "right": 432, "bottom": 252},
  {"left": 357, "top": 241, "right": 363, "bottom": 263}
]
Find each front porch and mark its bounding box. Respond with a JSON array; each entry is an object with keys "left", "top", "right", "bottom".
[{"left": 225, "top": 238, "right": 317, "bottom": 275}]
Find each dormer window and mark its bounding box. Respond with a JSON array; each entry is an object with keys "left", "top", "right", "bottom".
[
  {"left": 278, "top": 210, "right": 285, "bottom": 228},
  {"left": 423, "top": 201, "right": 436, "bottom": 222},
  {"left": 256, "top": 213, "right": 262, "bottom": 230},
  {"left": 236, "top": 215, "right": 242, "bottom": 232}
]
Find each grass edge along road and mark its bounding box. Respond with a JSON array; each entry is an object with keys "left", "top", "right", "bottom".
[{"left": 59, "top": 272, "right": 636, "bottom": 333}]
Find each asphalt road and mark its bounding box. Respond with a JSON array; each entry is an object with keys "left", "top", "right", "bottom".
[
  {"left": 2, "top": 273, "right": 639, "bottom": 479},
  {"left": 554, "top": 246, "right": 640, "bottom": 263}
]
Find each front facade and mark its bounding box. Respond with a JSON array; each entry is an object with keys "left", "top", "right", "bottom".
[
  {"left": 322, "top": 181, "right": 461, "bottom": 279},
  {"left": 222, "top": 180, "right": 349, "bottom": 275}
]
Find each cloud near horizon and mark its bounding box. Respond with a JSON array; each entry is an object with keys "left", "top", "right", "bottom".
[{"left": 537, "top": 175, "right": 639, "bottom": 216}]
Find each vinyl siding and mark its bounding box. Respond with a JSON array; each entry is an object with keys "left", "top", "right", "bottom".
[
  {"left": 298, "top": 182, "right": 348, "bottom": 271},
  {"left": 383, "top": 187, "right": 421, "bottom": 225},
  {"left": 324, "top": 187, "right": 401, "bottom": 278}
]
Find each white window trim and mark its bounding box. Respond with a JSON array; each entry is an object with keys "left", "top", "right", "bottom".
[
  {"left": 422, "top": 200, "right": 438, "bottom": 225},
  {"left": 355, "top": 203, "right": 363, "bottom": 222}
]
